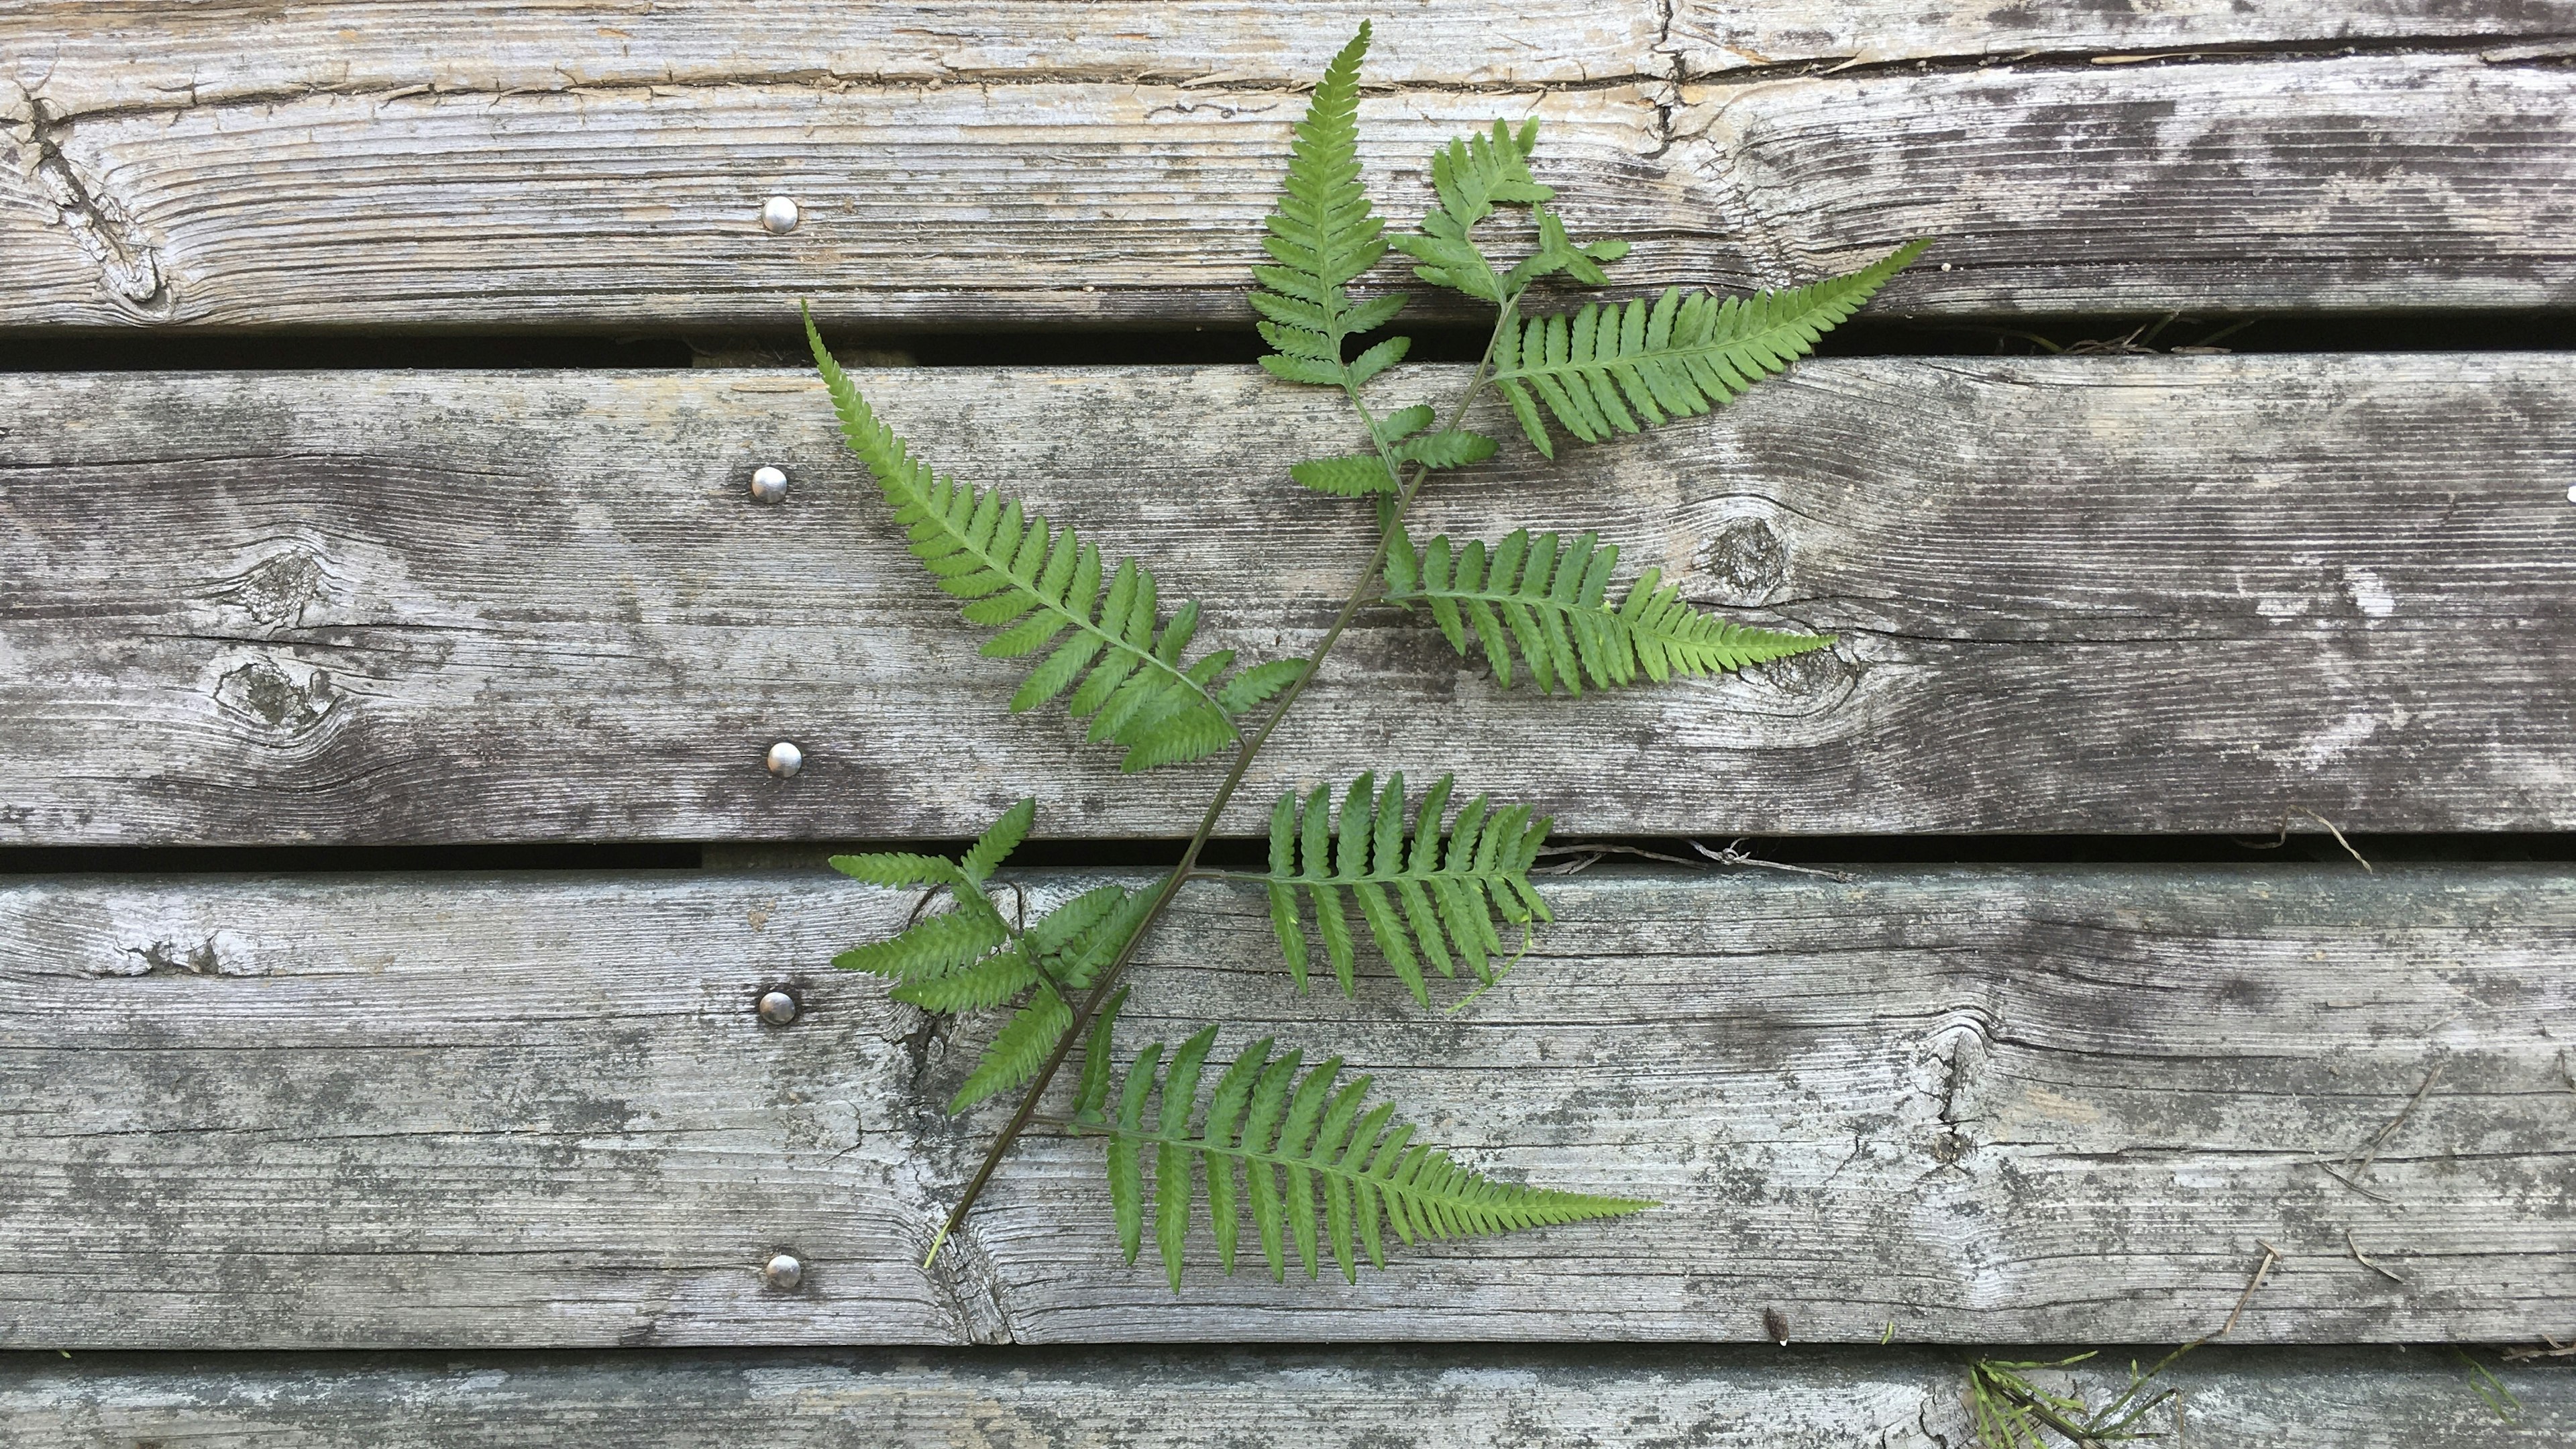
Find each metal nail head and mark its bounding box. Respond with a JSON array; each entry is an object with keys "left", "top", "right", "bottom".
[
  {"left": 757, "top": 989, "right": 800, "bottom": 1026},
  {"left": 760, "top": 195, "right": 801, "bottom": 234},
  {"left": 763, "top": 1253, "right": 804, "bottom": 1290},
  {"left": 749, "top": 465, "right": 789, "bottom": 504},
  {"left": 765, "top": 741, "right": 803, "bottom": 778}
]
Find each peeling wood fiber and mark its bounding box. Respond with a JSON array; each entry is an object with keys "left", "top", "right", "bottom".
[
  {"left": 1, "top": 356, "right": 2570, "bottom": 845},
  {"left": 1, "top": 865, "right": 2568, "bottom": 1347}
]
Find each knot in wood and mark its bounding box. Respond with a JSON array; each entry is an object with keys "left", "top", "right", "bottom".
[
  {"left": 213, "top": 659, "right": 342, "bottom": 738},
  {"left": 1701, "top": 516, "right": 1788, "bottom": 602}
]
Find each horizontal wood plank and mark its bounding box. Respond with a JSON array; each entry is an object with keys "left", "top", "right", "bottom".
[
  {"left": 5, "top": 1346, "right": 2570, "bottom": 1447},
  {"left": 3, "top": 865, "right": 2569, "bottom": 1347},
  {"left": 3, "top": 356, "right": 2571, "bottom": 845},
  {"left": 17, "top": 0, "right": 2573, "bottom": 111},
  {"left": 3, "top": 52, "right": 2568, "bottom": 327}
]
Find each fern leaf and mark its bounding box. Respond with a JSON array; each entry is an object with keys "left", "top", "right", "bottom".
[
  {"left": 959, "top": 797, "right": 1036, "bottom": 883},
  {"left": 1386, "top": 527, "right": 1833, "bottom": 694},
  {"left": 1249, "top": 772, "right": 1551, "bottom": 1003},
  {"left": 1249, "top": 23, "right": 1404, "bottom": 391},
  {"left": 808, "top": 307, "right": 1283, "bottom": 771},
  {"left": 1080, "top": 1030, "right": 1655, "bottom": 1285},
  {"left": 1388, "top": 119, "right": 1546, "bottom": 303},
  {"left": 1491, "top": 240, "right": 1927, "bottom": 458},
  {"left": 946, "top": 883, "right": 1157, "bottom": 1112}
]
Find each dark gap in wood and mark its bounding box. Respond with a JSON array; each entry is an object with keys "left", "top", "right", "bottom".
[
  {"left": 0, "top": 842, "right": 703, "bottom": 875},
  {"left": 7, "top": 835, "right": 2562, "bottom": 877},
  {"left": 706, "top": 832, "right": 2576, "bottom": 875},
  {"left": 3, "top": 310, "right": 2568, "bottom": 374}
]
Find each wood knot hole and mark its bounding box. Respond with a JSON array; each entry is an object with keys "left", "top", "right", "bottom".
[
  {"left": 214, "top": 659, "right": 343, "bottom": 737},
  {"left": 1701, "top": 517, "right": 1788, "bottom": 602}
]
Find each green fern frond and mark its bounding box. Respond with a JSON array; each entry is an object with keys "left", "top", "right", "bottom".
[
  {"left": 808, "top": 309, "right": 1293, "bottom": 770},
  {"left": 1383, "top": 527, "right": 1833, "bottom": 694},
  {"left": 1081, "top": 1025, "right": 1654, "bottom": 1287},
  {"left": 947, "top": 884, "right": 1157, "bottom": 1112},
  {"left": 1389, "top": 119, "right": 1629, "bottom": 303},
  {"left": 1490, "top": 240, "right": 1928, "bottom": 458},
  {"left": 1250, "top": 23, "right": 1404, "bottom": 391},
  {"left": 1289, "top": 403, "right": 1499, "bottom": 497},
  {"left": 1244, "top": 771, "right": 1550, "bottom": 1003},
  {"left": 828, "top": 799, "right": 1155, "bottom": 1112},
  {"left": 828, "top": 804, "right": 1026, "bottom": 979}
]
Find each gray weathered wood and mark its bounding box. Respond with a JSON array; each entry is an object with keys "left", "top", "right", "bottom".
[
  {"left": 1667, "top": 1, "right": 2576, "bottom": 74},
  {"left": 5, "top": 1346, "right": 2569, "bottom": 1446},
  {"left": 3, "top": 356, "right": 2571, "bottom": 845},
  {"left": 3, "top": 865, "right": 2568, "bottom": 1347},
  {"left": 16, "top": 1, "right": 2571, "bottom": 112},
  {"left": 3, "top": 50, "right": 2567, "bottom": 326}
]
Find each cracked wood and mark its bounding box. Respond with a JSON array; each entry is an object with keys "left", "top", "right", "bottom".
[
  {"left": 6, "top": 1345, "right": 2573, "bottom": 1447},
  {"left": 2, "top": 356, "right": 2572, "bottom": 845},
  {"left": 1, "top": 47, "right": 2569, "bottom": 326},
  {"left": 1, "top": 864, "right": 2569, "bottom": 1347},
  {"left": 15, "top": 1, "right": 2573, "bottom": 111}
]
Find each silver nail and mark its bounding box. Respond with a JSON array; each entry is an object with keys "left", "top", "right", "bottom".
[
  {"left": 763, "top": 1253, "right": 804, "bottom": 1289},
  {"left": 760, "top": 195, "right": 801, "bottom": 234},
  {"left": 765, "top": 741, "right": 803, "bottom": 778},
  {"left": 749, "top": 465, "right": 789, "bottom": 504},
  {"left": 757, "top": 989, "right": 800, "bottom": 1026}
]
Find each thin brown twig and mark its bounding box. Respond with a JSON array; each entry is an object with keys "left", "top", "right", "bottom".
[
  {"left": 1690, "top": 838, "right": 1856, "bottom": 883},
  {"left": 2315, "top": 1162, "right": 2395, "bottom": 1205},
  {"left": 2346, "top": 1229, "right": 2406, "bottom": 1284},
  {"left": 2499, "top": 1335, "right": 2575, "bottom": 1363},
  {"left": 2218, "top": 1240, "right": 2281, "bottom": 1338},
  {"left": 2349, "top": 1061, "right": 2445, "bottom": 1181},
  {"left": 2232, "top": 806, "right": 2373, "bottom": 873}
]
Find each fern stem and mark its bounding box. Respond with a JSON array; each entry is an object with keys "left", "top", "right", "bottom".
[{"left": 926, "top": 290, "right": 1527, "bottom": 1260}]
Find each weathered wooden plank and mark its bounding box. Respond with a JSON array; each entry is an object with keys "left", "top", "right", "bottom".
[
  {"left": 15, "top": 0, "right": 2563, "bottom": 106},
  {"left": 4, "top": 356, "right": 2571, "bottom": 845},
  {"left": 3, "top": 53, "right": 2567, "bottom": 326},
  {"left": 3, "top": 865, "right": 2568, "bottom": 1347},
  {"left": 5, "top": 1346, "right": 2569, "bottom": 1447},
  {"left": 1669, "top": 3, "right": 2576, "bottom": 74}
]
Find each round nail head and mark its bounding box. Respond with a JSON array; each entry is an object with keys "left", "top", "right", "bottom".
[
  {"left": 758, "top": 989, "right": 799, "bottom": 1026},
  {"left": 763, "top": 1253, "right": 804, "bottom": 1290},
  {"left": 760, "top": 195, "right": 800, "bottom": 234},
  {"left": 749, "top": 464, "right": 789, "bottom": 504},
  {"left": 765, "top": 741, "right": 803, "bottom": 778}
]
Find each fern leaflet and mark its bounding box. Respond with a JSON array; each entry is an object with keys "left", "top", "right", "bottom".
[
  {"left": 1074, "top": 1023, "right": 1654, "bottom": 1288},
  {"left": 1287, "top": 403, "right": 1497, "bottom": 497},
  {"left": 808, "top": 309, "right": 1299, "bottom": 770},
  {"left": 1389, "top": 119, "right": 1628, "bottom": 303},
  {"left": 830, "top": 800, "right": 1154, "bottom": 1112},
  {"left": 1249, "top": 21, "right": 1404, "bottom": 392},
  {"left": 1490, "top": 239, "right": 1929, "bottom": 458},
  {"left": 1242, "top": 771, "right": 1551, "bottom": 1004},
  {"left": 1384, "top": 527, "right": 1833, "bottom": 694}
]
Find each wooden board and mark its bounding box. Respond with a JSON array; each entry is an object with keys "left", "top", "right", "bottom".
[
  {"left": 4, "top": 356, "right": 2572, "bottom": 846},
  {"left": 5, "top": 1346, "right": 2569, "bottom": 1447},
  {"left": 17, "top": 1, "right": 2573, "bottom": 112},
  {"left": 3, "top": 864, "right": 2568, "bottom": 1348},
  {"left": 4, "top": 51, "right": 2569, "bottom": 327}
]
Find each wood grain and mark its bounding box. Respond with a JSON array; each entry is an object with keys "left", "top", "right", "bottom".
[
  {"left": 16, "top": 0, "right": 2571, "bottom": 113},
  {"left": 3, "top": 50, "right": 2567, "bottom": 327},
  {"left": 3, "top": 356, "right": 2571, "bottom": 845},
  {"left": 3, "top": 865, "right": 2568, "bottom": 1347},
  {"left": 5, "top": 1346, "right": 2570, "bottom": 1447}
]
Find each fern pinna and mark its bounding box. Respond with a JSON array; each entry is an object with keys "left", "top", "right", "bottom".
[{"left": 810, "top": 20, "right": 1921, "bottom": 1287}]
